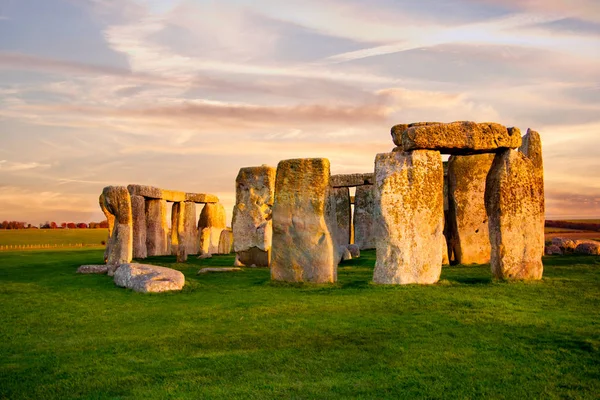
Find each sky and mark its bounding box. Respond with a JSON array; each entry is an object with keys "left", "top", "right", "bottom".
[{"left": 0, "top": 0, "right": 599, "bottom": 225}]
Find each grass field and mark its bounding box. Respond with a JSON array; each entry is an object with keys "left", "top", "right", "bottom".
[
  {"left": 0, "top": 229, "right": 108, "bottom": 246},
  {"left": 1, "top": 249, "right": 599, "bottom": 399}
]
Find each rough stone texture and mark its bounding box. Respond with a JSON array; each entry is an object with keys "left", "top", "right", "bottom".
[
  {"left": 485, "top": 149, "right": 545, "bottom": 280},
  {"left": 551, "top": 237, "right": 579, "bottom": 253},
  {"left": 77, "top": 265, "right": 108, "bottom": 274},
  {"left": 235, "top": 247, "right": 270, "bottom": 267},
  {"left": 198, "top": 203, "right": 227, "bottom": 230},
  {"left": 218, "top": 229, "right": 233, "bottom": 254},
  {"left": 331, "top": 187, "right": 352, "bottom": 248},
  {"left": 575, "top": 241, "right": 600, "bottom": 255},
  {"left": 197, "top": 267, "right": 242, "bottom": 274},
  {"left": 545, "top": 245, "right": 563, "bottom": 255},
  {"left": 391, "top": 122, "right": 442, "bottom": 147},
  {"left": 176, "top": 247, "right": 188, "bottom": 263},
  {"left": 347, "top": 244, "right": 361, "bottom": 258},
  {"left": 271, "top": 158, "right": 337, "bottom": 283},
  {"left": 145, "top": 199, "right": 169, "bottom": 256},
  {"left": 340, "top": 247, "right": 352, "bottom": 262},
  {"left": 519, "top": 128, "right": 545, "bottom": 213},
  {"left": 442, "top": 236, "right": 450, "bottom": 265},
  {"left": 330, "top": 173, "right": 374, "bottom": 188},
  {"left": 100, "top": 186, "right": 133, "bottom": 273},
  {"left": 114, "top": 263, "right": 185, "bottom": 293},
  {"left": 401, "top": 121, "right": 522, "bottom": 155},
  {"left": 353, "top": 184, "right": 376, "bottom": 250},
  {"left": 231, "top": 165, "right": 276, "bottom": 267},
  {"left": 128, "top": 184, "right": 218, "bottom": 203},
  {"left": 171, "top": 202, "right": 199, "bottom": 256},
  {"left": 199, "top": 227, "right": 224, "bottom": 256},
  {"left": 447, "top": 154, "right": 494, "bottom": 264},
  {"left": 99, "top": 193, "right": 116, "bottom": 262},
  {"left": 130, "top": 195, "right": 147, "bottom": 259},
  {"left": 373, "top": 151, "right": 444, "bottom": 285},
  {"left": 185, "top": 193, "right": 219, "bottom": 203}
]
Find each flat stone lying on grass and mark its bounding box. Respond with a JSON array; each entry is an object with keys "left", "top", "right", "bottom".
[
  {"left": 77, "top": 265, "right": 108, "bottom": 274},
  {"left": 197, "top": 267, "right": 242, "bottom": 274},
  {"left": 114, "top": 263, "right": 185, "bottom": 293},
  {"left": 575, "top": 241, "right": 600, "bottom": 255}
]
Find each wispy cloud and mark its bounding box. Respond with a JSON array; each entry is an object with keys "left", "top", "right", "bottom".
[{"left": 0, "top": 160, "right": 51, "bottom": 172}]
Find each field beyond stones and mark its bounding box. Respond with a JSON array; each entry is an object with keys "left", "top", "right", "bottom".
[{"left": 0, "top": 249, "right": 599, "bottom": 399}]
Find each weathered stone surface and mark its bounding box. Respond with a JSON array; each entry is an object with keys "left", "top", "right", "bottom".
[
  {"left": 197, "top": 267, "right": 242, "bottom": 274},
  {"left": 545, "top": 245, "right": 563, "bottom": 255},
  {"left": 575, "top": 241, "right": 600, "bottom": 255},
  {"left": 235, "top": 247, "right": 270, "bottom": 267},
  {"left": 198, "top": 227, "right": 224, "bottom": 256},
  {"left": 485, "top": 150, "right": 544, "bottom": 280},
  {"left": 130, "top": 195, "right": 147, "bottom": 259},
  {"left": 77, "top": 265, "right": 108, "bottom": 274},
  {"left": 231, "top": 165, "right": 276, "bottom": 267},
  {"left": 551, "top": 237, "right": 579, "bottom": 252},
  {"left": 340, "top": 247, "right": 352, "bottom": 262},
  {"left": 347, "top": 244, "right": 360, "bottom": 258},
  {"left": 330, "top": 187, "right": 351, "bottom": 248},
  {"left": 353, "top": 184, "right": 376, "bottom": 250},
  {"left": 127, "top": 184, "right": 218, "bottom": 203},
  {"left": 176, "top": 246, "right": 188, "bottom": 262},
  {"left": 100, "top": 186, "right": 133, "bottom": 273},
  {"left": 373, "top": 151, "right": 444, "bottom": 285},
  {"left": 99, "top": 193, "right": 116, "bottom": 262},
  {"left": 271, "top": 158, "right": 336, "bottom": 283},
  {"left": 171, "top": 202, "right": 198, "bottom": 256},
  {"left": 198, "top": 203, "right": 227, "bottom": 230},
  {"left": 391, "top": 122, "right": 442, "bottom": 147},
  {"left": 185, "top": 193, "right": 219, "bottom": 203},
  {"left": 330, "top": 173, "right": 374, "bottom": 188},
  {"left": 447, "top": 154, "right": 494, "bottom": 265},
  {"left": 442, "top": 236, "right": 450, "bottom": 265},
  {"left": 401, "top": 121, "right": 522, "bottom": 155},
  {"left": 145, "top": 199, "right": 169, "bottom": 256},
  {"left": 519, "top": 128, "right": 544, "bottom": 212},
  {"left": 114, "top": 263, "right": 185, "bottom": 293},
  {"left": 218, "top": 228, "right": 233, "bottom": 254}
]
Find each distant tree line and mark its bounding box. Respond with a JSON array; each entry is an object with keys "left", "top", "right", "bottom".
[
  {"left": 0, "top": 220, "right": 109, "bottom": 229},
  {"left": 545, "top": 220, "right": 600, "bottom": 232}
]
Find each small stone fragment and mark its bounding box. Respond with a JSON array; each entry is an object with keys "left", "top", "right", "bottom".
[{"left": 77, "top": 265, "right": 108, "bottom": 274}]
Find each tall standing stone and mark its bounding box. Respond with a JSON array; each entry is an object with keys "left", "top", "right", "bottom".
[
  {"left": 183, "top": 202, "right": 198, "bottom": 254},
  {"left": 353, "top": 184, "right": 376, "bottom": 250},
  {"left": 373, "top": 151, "right": 444, "bottom": 285},
  {"left": 519, "top": 128, "right": 545, "bottom": 211},
  {"left": 130, "top": 195, "right": 147, "bottom": 259},
  {"left": 231, "top": 165, "right": 276, "bottom": 267},
  {"left": 331, "top": 187, "right": 351, "bottom": 248},
  {"left": 447, "top": 154, "right": 494, "bottom": 264},
  {"left": 100, "top": 186, "right": 133, "bottom": 274},
  {"left": 198, "top": 203, "right": 227, "bottom": 230},
  {"left": 485, "top": 149, "right": 544, "bottom": 280},
  {"left": 218, "top": 228, "right": 233, "bottom": 254},
  {"left": 170, "top": 202, "right": 182, "bottom": 256},
  {"left": 99, "top": 193, "right": 116, "bottom": 262},
  {"left": 271, "top": 158, "right": 336, "bottom": 283},
  {"left": 145, "top": 199, "right": 168, "bottom": 256}
]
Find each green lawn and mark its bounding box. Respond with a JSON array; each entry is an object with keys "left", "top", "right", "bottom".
[
  {"left": 0, "top": 249, "right": 599, "bottom": 399},
  {"left": 0, "top": 229, "right": 108, "bottom": 246}
]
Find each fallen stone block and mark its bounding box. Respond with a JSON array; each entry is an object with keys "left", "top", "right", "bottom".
[
  {"left": 77, "top": 265, "right": 108, "bottom": 274},
  {"left": 197, "top": 267, "right": 242, "bottom": 274},
  {"left": 114, "top": 263, "right": 185, "bottom": 293}
]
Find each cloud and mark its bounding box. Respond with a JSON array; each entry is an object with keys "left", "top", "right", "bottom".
[{"left": 0, "top": 160, "right": 51, "bottom": 172}]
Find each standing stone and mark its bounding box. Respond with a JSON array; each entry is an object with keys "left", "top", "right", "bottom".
[
  {"left": 145, "top": 199, "right": 168, "bottom": 256},
  {"left": 218, "top": 228, "right": 233, "bottom": 254},
  {"left": 373, "top": 151, "right": 444, "bottom": 285},
  {"left": 130, "top": 195, "right": 147, "bottom": 259},
  {"left": 100, "top": 186, "right": 133, "bottom": 274},
  {"left": 170, "top": 202, "right": 182, "bottom": 256},
  {"left": 271, "top": 158, "right": 336, "bottom": 283},
  {"left": 447, "top": 154, "right": 494, "bottom": 264},
  {"left": 199, "top": 227, "right": 224, "bottom": 256},
  {"left": 353, "top": 184, "right": 376, "bottom": 250},
  {"left": 99, "top": 193, "right": 116, "bottom": 262},
  {"left": 183, "top": 202, "right": 198, "bottom": 254},
  {"left": 198, "top": 203, "right": 227, "bottom": 230},
  {"left": 231, "top": 165, "right": 276, "bottom": 267},
  {"left": 330, "top": 187, "right": 351, "bottom": 248},
  {"left": 485, "top": 149, "right": 544, "bottom": 280},
  {"left": 519, "top": 128, "right": 544, "bottom": 212}
]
